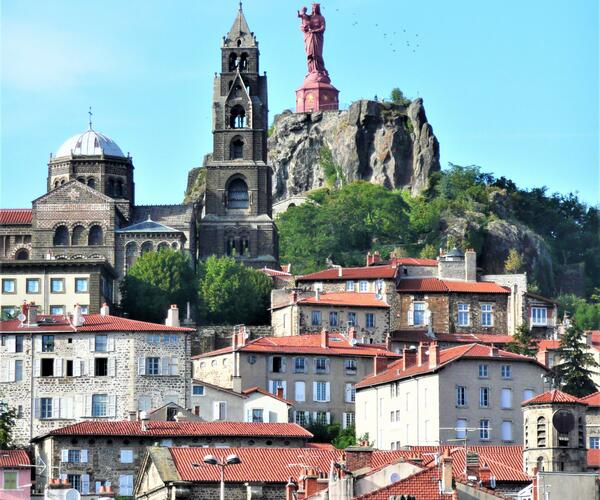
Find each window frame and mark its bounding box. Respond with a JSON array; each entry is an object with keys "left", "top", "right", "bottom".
[
  {"left": 75, "top": 278, "right": 89, "bottom": 293},
  {"left": 457, "top": 303, "right": 470, "bottom": 326},
  {"left": 91, "top": 394, "right": 108, "bottom": 417},
  {"left": 2, "top": 470, "right": 18, "bottom": 490},
  {"left": 120, "top": 449, "right": 134, "bottom": 464},
  {"left": 50, "top": 278, "right": 65, "bottom": 294},
  {"left": 2, "top": 279, "right": 16, "bottom": 294},
  {"left": 479, "top": 387, "right": 490, "bottom": 408},
  {"left": 358, "top": 280, "right": 369, "bottom": 292},
  {"left": 456, "top": 385, "right": 467, "bottom": 407},
  {"left": 531, "top": 307, "right": 548, "bottom": 326},
  {"left": 345, "top": 280, "right": 355, "bottom": 292},
  {"left": 413, "top": 301, "right": 426, "bottom": 326},
  {"left": 311, "top": 310, "right": 322, "bottom": 326},
  {"left": 26, "top": 278, "right": 41, "bottom": 294},
  {"left": 480, "top": 419, "right": 490, "bottom": 440},
  {"left": 480, "top": 303, "right": 494, "bottom": 327},
  {"left": 365, "top": 312, "right": 375, "bottom": 329},
  {"left": 192, "top": 385, "right": 205, "bottom": 396},
  {"left": 478, "top": 364, "right": 489, "bottom": 379}
]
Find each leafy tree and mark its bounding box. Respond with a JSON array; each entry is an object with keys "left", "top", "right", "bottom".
[
  {"left": 332, "top": 426, "right": 356, "bottom": 449},
  {"left": 390, "top": 87, "right": 411, "bottom": 106},
  {"left": 504, "top": 248, "right": 524, "bottom": 273},
  {"left": 550, "top": 324, "right": 599, "bottom": 397},
  {"left": 320, "top": 146, "right": 345, "bottom": 188},
  {"left": 120, "top": 248, "right": 197, "bottom": 323},
  {"left": 558, "top": 294, "right": 600, "bottom": 330},
  {"left": 0, "top": 402, "right": 17, "bottom": 448},
  {"left": 197, "top": 256, "right": 272, "bottom": 325},
  {"left": 505, "top": 324, "right": 538, "bottom": 357}
]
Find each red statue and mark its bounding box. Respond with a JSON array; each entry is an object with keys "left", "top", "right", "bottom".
[{"left": 296, "top": 3, "right": 339, "bottom": 113}]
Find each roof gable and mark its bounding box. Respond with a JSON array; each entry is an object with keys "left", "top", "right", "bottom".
[
  {"left": 116, "top": 217, "right": 181, "bottom": 234},
  {"left": 33, "top": 179, "right": 114, "bottom": 205}
]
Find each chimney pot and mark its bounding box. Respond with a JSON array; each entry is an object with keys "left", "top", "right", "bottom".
[
  {"left": 315, "top": 288, "right": 320, "bottom": 302},
  {"left": 276, "top": 386, "right": 285, "bottom": 399},
  {"left": 165, "top": 304, "right": 180, "bottom": 328},
  {"left": 417, "top": 342, "right": 429, "bottom": 367},
  {"left": 100, "top": 303, "right": 110, "bottom": 316},
  {"left": 428, "top": 341, "right": 439, "bottom": 369},
  {"left": 320, "top": 328, "right": 328, "bottom": 348},
  {"left": 27, "top": 303, "right": 38, "bottom": 326}
]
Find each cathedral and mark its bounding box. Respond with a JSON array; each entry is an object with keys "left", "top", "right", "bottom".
[{"left": 0, "top": 5, "right": 277, "bottom": 316}]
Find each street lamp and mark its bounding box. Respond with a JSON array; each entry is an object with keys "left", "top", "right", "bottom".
[{"left": 203, "top": 454, "right": 241, "bottom": 500}]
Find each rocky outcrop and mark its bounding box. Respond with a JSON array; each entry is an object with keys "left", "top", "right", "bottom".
[{"left": 268, "top": 99, "right": 440, "bottom": 201}]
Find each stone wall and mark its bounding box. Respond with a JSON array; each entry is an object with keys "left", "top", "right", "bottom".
[{"left": 192, "top": 325, "right": 273, "bottom": 355}]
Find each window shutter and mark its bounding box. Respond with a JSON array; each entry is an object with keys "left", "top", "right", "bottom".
[
  {"left": 73, "top": 359, "right": 81, "bottom": 377},
  {"left": 269, "top": 411, "right": 277, "bottom": 423},
  {"left": 312, "top": 412, "right": 317, "bottom": 424},
  {"left": 0, "top": 362, "right": 7, "bottom": 383},
  {"left": 281, "top": 357, "right": 287, "bottom": 373},
  {"left": 213, "top": 402, "right": 220, "bottom": 420},
  {"left": 33, "top": 359, "right": 41, "bottom": 378},
  {"left": 345, "top": 384, "right": 352, "bottom": 403},
  {"left": 6, "top": 336, "right": 16, "bottom": 353},
  {"left": 89, "top": 338, "right": 95, "bottom": 352},
  {"left": 61, "top": 397, "right": 73, "bottom": 419},
  {"left": 108, "top": 395, "right": 117, "bottom": 417},
  {"left": 33, "top": 399, "right": 41, "bottom": 419},
  {"left": 59, "top": 398, "right": 66, "bottom": 419},
  {"left": 5, "top": 361, "right": 14, "bottom": 382},
  {"left": 268, "top": 356, "right": 274, "bottom": 372},
  {"left": 313, "top": 359, "right": 318, "bottom": 374},
  {"left": 304, "top": 358, "right": 309, "bottom": 374},
  {"left": 325, "top": 382, "right": 331, "bottom": 402},
  {"left": 342, "top": 412, "right": 348, "bottom": 429},
  {"left": 161, "top": 357, "right": 170, "bottom": 376},
  {"left": 108, "top": 358, "right": 116, "bottom": 377},
  {"left": 246, "top": 409, "right": 252, "bottom": 422},
  {"left": 295, "top": 381, "right": 305, "bottom": 402},
  {"left": 326, "top": 412, "right": 331, "bottom": 425},
  {"left": 35, "top": 337, "right": 42, "bottom": 353},
  {"left": 221, "top": 402, "right": 227, "bottom": 420},
  {"left": 312, "top": 382, "right": 318, "bottom": 402},
  {"left": 170, "top": 357, "right": 179, "bottom": 376},
  {"left": 281, "top": 381, "right": 287, "bottom": 399},
  {"left": 61, "top": 449, "right": 69, "bottom": 462},
  {"left": 425, "top": 310, "right": 432, "bottom": 326},
  {"left": 325, "top": 358, "right": 330, "bottom": 374},
  {"left": 407, "top": 307, "right": 414, "bottom": 326},
  {"left": 81, "top": 474, "right": 90, "bottom": 495},
  {"left": 107, "top": 337, "right": 115, "bottom": 352},
  {"left": 84, "top": 395, "right": 92, "bottom": 417},
  {"left": 53, "top": 397, "right": 61, "bottom": 418},
  {"left": 74, "top": 394, "right": 84, "bottom": 417},
  {"left": 137, "top": 357, "right": 146, "bottom": 375},
  {"left": 54, "top": 358, "right": 63, "bottom": 377},
  {"left": 80, "top": 449, "right": 88, "bottom": 463}
]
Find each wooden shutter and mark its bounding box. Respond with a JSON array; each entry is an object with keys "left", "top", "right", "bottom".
[
  {"left": 6, "top": 336, "right": 16, "bottom": 353},
  {"left": 108, "top": 358, "right": 116, "bottom": 377},
  {"left": 33, "top": 398, "right": 40, "bottom": 419},
  {"left": 281, "top": 357, "right": 287, "bottom": 373},
  {"left": 34, "top": 337, "right": 42, "bottom": 353},
  {"left": 213, "top": 402, "right": 220, "bottom": 420},
  {"left": 54, "top": 358, "right": 63, "bottom": 377},
  {"left": 33, "top": 359, "right": 41, "bottom": 378},
  {"left": 80, "top": 450, "right": 88, "bottom": 463},
  {"left": 325, "top": 382, "right": 331, "bottom": 402},
  {"left": 107, "top": 336, "right": 115, "bottom": 352},
  {"left": 73, "top": 359, "right": 81, "bottom": 377},
  {"left": 137, "top": 357, "right": 146, "bottom": 375},
  {"left": 281, "top": 381, "right": 287, "bottom": 399},
  {"left": 60, "top": 449, "right": 69, "bottom": 462},
  {"left": 170, "top": 357, "right": 179, "bottom": 376},
  {"left": 108, "top": 395, "right": 117, "bottom": 417},
  {"left": 407, "top": 307, "right": 414, "bottom": 326},
  {"left": 312, "top": 381, "right": 318, "bottom": 402},
  {"left": 81, "top": 474, "right": 90, "bottom": 495},
  {"left": 89, "top": 338, "right": 95, "bottom": 352},
  {"left": 74, "top": 395, "right": 84, "bottom": 418},
  {"left": 84, "top": 395, "right": 92, "bottom": 417},
  {"left": 161, "top": 357, "right": 170, "bottom": 376},
  {"left": 325, "top": 358, "right": 330, "bottom": 374}
]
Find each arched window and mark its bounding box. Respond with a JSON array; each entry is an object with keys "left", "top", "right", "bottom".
[
  {"left": 229, "top": 52, "right": 238, "bottom": 71},
  {"left": 116, "top": 180, "right": 124, "bottom": 197},
  {"left": 230, "top": 137, "right": 244, "bottom": 160},
  {"left": 15, "top": 249, "right": 29, "bottom": 260},
  {"left": 53, "top": 226, "right": 69, "bottom": 246},
  {"left": 537, "top": 416, "right": 546, "bottom": 447},
  {"left": 236, "top": 39, "right": 242, "bottom": 47},
  {"left": 171, "top": 242, "right": 179, "bottom": 250},
  {"left": 227, "top": 178, "right": 249, "bottom": 209},
  {"left": 157, "top": 242, "right": 169, "bottom": 252},
  {"left": 239, "top": 53, "right": 248, "bottom": 70},
  {"left": 53, "top": 180, "right": 59, "bottom": 189},
  {"left": 536, "top": 456, "right": 544, "bottom": 472},
  {"left": 88, "top": 225, "right": 103, "bottom": 246},
  {"left": 229, "top": 105, "right": 246, "bottom": 128},
  {"left": 87, "top": 178, "right": 96, "bottom": 189},
  {"left": 107, "top": 178, "right": 115, "bottom": 196},
  {"left": 125, "top": 242, "right": 137, "bottom": 270},
  {"left": 141, "top": 241, "right": 153, "bottom": 254},
  {"left": 71, "top": 225, "right": 86, "bottom": 246},
  {"left": 60, "top": 179, "right": 66, "bottom": 185},
  {"left": 77, "top": 177, "right": 85, "bottom": 183}
]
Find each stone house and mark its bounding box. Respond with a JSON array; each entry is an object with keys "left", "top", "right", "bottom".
[
  {"left": 0, "top": 449, "right": 31, "bottom": 500},
  {"left": 355, "top": 342, "right": 548, "bottom": 449},
  {"left": 189, "top": 380, "right": 292, "bottom": 422},
  {"left": 579, "top": 391, "right": 600, "bottom": 461},
  {"left": 32, "top": 421, "right": 311, "bottom": 498},
  {"left": 271, "top": 289, "right": 390, "bottom": 342},
  {"left": 192, "top": 330, "right": 400, "bottom": 430},
  {"left": 0, "top": 304, "right": 193, "bottom": 446}
]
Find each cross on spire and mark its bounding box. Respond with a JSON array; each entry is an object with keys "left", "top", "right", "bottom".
[{"left": 88, "top": 106, "right": 93, "bottom": 130}]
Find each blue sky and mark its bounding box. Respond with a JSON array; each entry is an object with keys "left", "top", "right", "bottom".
[{"left": 1, "top": 0, "right": 598, "bottom": 208}]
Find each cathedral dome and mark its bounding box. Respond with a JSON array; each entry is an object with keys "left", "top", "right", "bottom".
[{"left": 55, "top": 129, "right": 125, "bottom": 158}]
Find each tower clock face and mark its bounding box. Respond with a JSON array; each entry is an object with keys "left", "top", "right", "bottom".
[{"left": 552, "top": 410, "right": 575, "bottom": 433}]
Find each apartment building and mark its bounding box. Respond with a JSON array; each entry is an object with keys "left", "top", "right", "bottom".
[
  {"left": 0, "top": 303, "right": 192, "bottom": 446},
  {"left": 32, "top": 420, "right": 311, "bottom": 497},
  {"left": 355, "top": 342, "right": 547, "bottom": 449},
  {"left": 193, "top": 330, "right": 400, "bottom": 429}
]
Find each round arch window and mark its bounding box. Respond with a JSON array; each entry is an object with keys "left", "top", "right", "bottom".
[
  {"left": 15, "top": 249, "right": 29, "bottom": 260},
  {"left": 227, "top": 178, "right": 249, "bottom": 209}
]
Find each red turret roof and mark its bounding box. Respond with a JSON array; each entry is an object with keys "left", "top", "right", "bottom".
[{"left": 521, "top": 389, "right": 586, "bottom": 406}]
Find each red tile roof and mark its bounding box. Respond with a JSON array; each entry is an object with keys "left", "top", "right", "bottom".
[
  {"left": 35, "top": 421, "right": 312, "bottom": 440},
  {"left": 298, "top": 292, "right": 389, "bottom": 308},
  {"left": 391, "top": 330, "right": 514, "bottom": 345},
  {"left": 355, "top": 464, "right": 442, "bottom": 499},
  {"left": 357, "top": 343, "right": 545, "bottom": 389},
  {"left": 397, "top": 278, "right": 510, "bottom": 294},
  {"left": 298, "top": 265, "right": 398, "bottom": 281},
  {"left": 538, "top": 331, "right": 600, "bottom": 353},
  {"left": 0, "top": 209, "right": 32, "bottom": 225},
  {"left": 579, "top": 391, "right": 600, "bottom": 407},
  {"left": 522, "top": 389, "right": 586, "bottom": 406},
  {"left": 588, "top": 449, "right": 600, "bottom": 468},
  {"left": 393, "top": 257, "right": 438, "bottom": 267},
  {"left": 171, "top": 447, "right": 339, "bottom": 482},
  {"left": 0, "top": 313, "right": 194, "bottom": 333},
  {"left": 241, "top": 387, "right": 293, "bottom": 405},
  {"left": 193, "top": 332, "right": 401, "bottom": 359},
  {"left": 0, "top": 449, "right": 30, "bottom": 467},
  {"left": 260, "top": 267, "right": 293, "bottom": 277}
]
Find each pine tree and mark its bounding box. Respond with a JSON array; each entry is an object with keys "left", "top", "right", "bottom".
[
  {"left": 505, "top": 324, "right": 538, "bottom": 357},
  {"left": 550, "top": 324, "right": 599, "bottom": 397}
]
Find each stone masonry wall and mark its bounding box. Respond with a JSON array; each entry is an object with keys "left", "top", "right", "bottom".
[{"left": 192, "top": 325, "right": 273, "bottom": 355}]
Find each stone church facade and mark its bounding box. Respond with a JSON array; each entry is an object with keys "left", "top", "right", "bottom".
[{"left": 0, "top": 5, "right": 277, "bottom": 315}]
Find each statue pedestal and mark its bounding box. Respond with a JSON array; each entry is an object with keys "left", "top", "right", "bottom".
[{"left": 296, "top": 73, "right": 339, "bottom": 113}]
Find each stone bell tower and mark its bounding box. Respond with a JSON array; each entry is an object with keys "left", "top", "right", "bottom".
[
  {"left": 522, "top": 389, "right": 588, "bottom": 475},
  {"left": 198, "top": 3, "right": 278, "bottom": 267}
]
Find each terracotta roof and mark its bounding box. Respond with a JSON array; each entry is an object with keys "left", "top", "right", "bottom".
[
  {"left": 522, "top": 389, "right": 587, "bottom": 406},
  {"left": 588, "top": 449, "right": 600, "bottom": 468},
  {"left": 538, "top": 331, "right": 600, "bottom": 353},
  {"left": 0, "top": 313, "right": 194, "bottom": 333},
  {"left": 298, "top": 265, "right": 398, "bottom": 281},
  {"left": 356, "top": 464, "right": 444, "bottom": 499},
  {"left": 393, "top": 257, "right": 438, "bottom": 267},
  {"left": 397, "top": 278, "right": 510, "bottom": 294},
  {"left": 0, "top": 449, "right": 30, "bottom": 467},
  {"left": 357, "top": 343, "right": 545, "bottom": 389},
  {"left": 305, "top": 443, "right": 336, "bottom": 450},
  {"left": 579, "top": 391, "right": 600, "bottom": 407},
  {"left": 297, "top": 292, "right": 389, "bottom": 308},
  {"left": 390, "top": 330, "right": 514, "bottom": 345},
  {"left": 241, "top": 387, "right": 293, "bottom": 405},
  {"left": 34, "top": 421, "right": 312, "bottom": 440},
  {"left": 193, "top": 332, "right": 401, "bottom": 359},
  {"left": 0, "top": 209, "right": 32, "bottom": 225},
  {"left": 261, "top": 267, "right": 293, "bottom": 277},
  {"left": 171, "top": 447, "right": 339, "bottom": 482}
]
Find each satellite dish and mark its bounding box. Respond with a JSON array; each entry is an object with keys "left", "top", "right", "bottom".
[
  {"left": 350, "top": 338, "right": 358, "bottom": 346},
  {"left": 17, "top": 313, "right": 26, "bottom": 322},
  {"left": 552, "top": 410, "right": 575, "bottom": 433},
  {"left": 389, "top": 472, "right": 400, "bottom": 483}
]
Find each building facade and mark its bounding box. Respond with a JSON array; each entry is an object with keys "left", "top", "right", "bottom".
[
  {"left": 0, "top": 305, "right": 192, "bottom": 446},
  {"left": 0, "top": 450, "right": 31, "bottom": 500},
  {"left": 355, "top": 342, "right": 548, "bottom": 449}
]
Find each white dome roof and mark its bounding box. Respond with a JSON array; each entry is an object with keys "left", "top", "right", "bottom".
[{"left": 55, "top": 129, "right": 125, "bottom": 158}]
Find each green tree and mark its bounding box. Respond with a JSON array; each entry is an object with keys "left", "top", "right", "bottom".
[
  {"left": 390, "top": 87, "right": 411, "bottom": 106},
  {"left": 504, "top": 248, "right": 524, "bottom": 273},
  {"left": 197, "top": 256, "right": 272, "bottom": 325},
  {"left": 505, "top": 324, "right": 538, "bottom": 357},
  {"left": 0, "top": 402, "right": 17, "bottom": 448},
  {"left": 332, "top": 426, "right": 356, "bottom": 449},
  {"left": 120, "top": 249, "right": 197, "bottom": 323},
  {"left": 550, "top": 324, "right": 599, "bottom": 397},
  {"left": 558, "top": 294, "right": 600, "bottom": 330}
]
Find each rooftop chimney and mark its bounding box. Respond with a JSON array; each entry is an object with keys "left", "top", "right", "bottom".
[
  {"left": 417, "top": 342, "right": 429, "bottom": 367},
  {"left": 373, "top": 355, "right": 390, "bottom": 375},
  {"left": 428, "top": 341, "right": 439, "bottom": 369},
  {"left": 140, "top": 411, "right": 149, "bottom": 432},
  {"left": 320, "top": 328, "right": 328, "bottom": 349},
  {"left": 338, "top": 266, "right": 343, "bottom": 277},
  {"left": 489, "top": 345, "right": 498, "bottom": 357},
  {"left": 465, "top": 248, "right": 477, "bottom": 281},
  {"left": 315, "top": 289, "right": 321, "bottom": 302},
  {"left": 72, "top": 304, "right": 84, "bottom": 327},
  {"left": 27, "top": 302, "right": 38, "bottom": 326},
  {"left": 440, "top": 450, "right": 454, "bottom": 494},
  {"left": 100, "top": 303, "right": 110, "bottom": 316},
  {"left": 344, "top": 446, "right": 374, "bottom": 472},
  {"left": 276, "top": 386, "right": 285, "bottom": 399},
  {"left": 165, "top": 304, "right": 180, "bottom": 327},
  {"left": 402, "top": 347, "right": 417, "bottom": 370},
  {"left": 348, "top": 326, "right": 356, "bottom": 344}
]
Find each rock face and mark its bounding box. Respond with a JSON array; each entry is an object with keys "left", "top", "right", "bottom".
[{"left": 268, "top": 99, "right": 440, "bottom": 201}]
